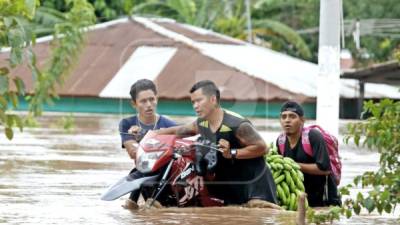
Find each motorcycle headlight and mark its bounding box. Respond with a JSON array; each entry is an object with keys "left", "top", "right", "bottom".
[{"left": 136, "top": 147, "right": 164, "bottom": 173}]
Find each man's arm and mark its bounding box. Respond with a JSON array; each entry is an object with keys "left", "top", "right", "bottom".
[
  {"left": 220, "top": 122, "right": 267, "bottom": 159},
  {"left": 155, "top": 121, "right": 198, "bottom": 137},
  {"left": 297, "top": 163, "right": 330, "bottom": 175},
  {"left": 123, "top": 140, "right": 139, "bottom": 160}
]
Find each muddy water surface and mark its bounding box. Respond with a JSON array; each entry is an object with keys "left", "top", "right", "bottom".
[{"left": 0, "top": 115, "right": 398, "bottom": 224}]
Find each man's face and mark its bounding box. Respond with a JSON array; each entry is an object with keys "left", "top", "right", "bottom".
[
  {"left": 132, "top": 89, "right": 157, "bottom": 118},
  {"left": 190, "top": 89, "right": 216, "bottom": 119},
  {"left": 280, "top": 111, "right": 304, "bottom": 135}
]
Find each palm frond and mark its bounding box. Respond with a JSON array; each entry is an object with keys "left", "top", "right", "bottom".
[
  {"left": 32, "top": 6, "right": 67, "bottom": 36},
  {"left": 132, "top": 1, "right": 193, "bottom": 24},
  {"left": 131, "top": 2, "right": 176, "bottom": 16},
  {"left": 254, "top": 19, "right": 312, "bottom": 59},
  {"left": 166, "top": 0, "right": 197, "bottom": 24},
  {"left": 35, "top": 6, "right": 67, "bottom": 25},
  {"left": 254, "top": 0, "right": 308, "bottom": 16}
]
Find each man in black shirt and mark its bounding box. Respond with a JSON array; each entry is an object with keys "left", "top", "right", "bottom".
[
  {"left": 156, "top": 80, "right": 278, "bottom": 206},
  {"left": 277, "top": 101, "right": 340, "bottom": 207}
]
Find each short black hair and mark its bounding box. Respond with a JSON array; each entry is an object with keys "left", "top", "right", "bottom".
[
  {"left": 280, "top": 101, "right": 304, "bottom": 117},
  {"left": 190, "top": 80, "right": 220, "bottom": 103},
  {"left": 129, "top": 79, "right": 157, "bottom": 101}
]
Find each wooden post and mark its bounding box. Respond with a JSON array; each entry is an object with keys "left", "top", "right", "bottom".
[
  {"left": 296, "top": 193, "right": 307, "bottom": 225},
  {"left": 358, "top": 81, "right": 365, "bottom": 118}
]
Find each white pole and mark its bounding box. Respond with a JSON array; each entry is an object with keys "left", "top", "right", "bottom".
[{"left": 317, "top": 0, "right": 341, "bottom": 137}]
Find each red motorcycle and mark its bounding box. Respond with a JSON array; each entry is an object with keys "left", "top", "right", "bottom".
[{"left": 101, "top": 131, "right": 224, "bottom": 207}]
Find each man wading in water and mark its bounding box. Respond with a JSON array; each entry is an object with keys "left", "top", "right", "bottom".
[
  {"left": 119, "top": 79, "right": 176, "bottom": 209},
  {"left": 156, "top": 80, "right": 278, "bottom": 206},
  {"left": 276, "top": 101, "right": 341, "bottom": 207}
]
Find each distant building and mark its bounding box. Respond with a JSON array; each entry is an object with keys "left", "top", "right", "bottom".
[{"left": 1, "top": 17, "right": 399, "bottom": 118}]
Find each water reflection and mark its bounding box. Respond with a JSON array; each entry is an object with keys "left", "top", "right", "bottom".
[{"left": 0, "top": 115, "right": 398, "bottom": 224}]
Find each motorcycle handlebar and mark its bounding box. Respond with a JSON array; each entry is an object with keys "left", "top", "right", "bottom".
[
  {"left": 119, "top": 132, "right": 222, "bottom": 153},
  {"left": 192, "top": 142, "right": 223, "bottom": 153}
]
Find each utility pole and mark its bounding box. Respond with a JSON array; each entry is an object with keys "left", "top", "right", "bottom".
[
  {"left": 317, "top": 0, "right": 341, "bottom": 137},
  {"left": 245, "top": 0, "right": 253, "bottom": 43},
  {"left": 353, "top": 19, "right": 361, "bottom": 49}
]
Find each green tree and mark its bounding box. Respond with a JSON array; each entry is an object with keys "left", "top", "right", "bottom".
[
  {"left": 40, "top": 0, "right": 131, "bottom": 22},
  {"left": 249, "top": 0, "right": 313, "bottom": 59},
  {"left": 293, "top": 0, "right": 400, "bottom": 64},
  {"left": 39, "top": 0, "right": 312, "bottom": 59},
  {"left": 342, "top": 99, "right": 400, "bottom": 216},
  {"left": 130, "top": 0, "right": 311, "bottom": 59},
  {"left": 0, "top": 0, "right": 95, "bottom": 139},
  {"left": 341, "top": 0, "right": 400, "bottom": 66},
  {"left": 131, "top": 0, "right": 224, "bottom": 28},
  {"left": 308, "top": 99, "right": 400, "bottom": 223}
]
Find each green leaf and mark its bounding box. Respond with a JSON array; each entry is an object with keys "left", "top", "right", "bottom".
[
  {"left": 345, "top": 209, "right": 352, "bottom": 218},
  {"left": 364, "top": 197, "right": 375, "bottom": 213},
  {"left": 376, "top": 201, "right": 383, "bottom": 214},
  {"left": 384, "top": 203, "right": 392, "bottom": 213},
  {"left": 354, "top": 134, "right": 360, "bottom": 146},
  {"left": 26, "top": 48, "right": 36, "bottom": 65},
  {"left": 380, "top": 190, "right": 390, "bottom": 201},
  {"left": 4, "top": 17, "right": 14, "bottom": 28},
  {"left": 0, "top": 67, "right": 10, "bottom": 75},
  {"left": 5, "top": 127, "right": 13, "bottom": 140},
  {"left": 339, "top": 186, "right": 350, "bottom": 195},
  {"left": 6, "top": 114, "right": 14, "bottom": 127},
  {"left": 0, "top": 109, "right": 5, "bottom": 122},
  {"left": 24, "top": 0, "right": 37, "bottom": 19},
  {"left": 357, "top": 192, "right": 364, "bottom": 202},
  {"left": 13, "top": 76, "right": 25, "bottom": 95},
  {"left": 13, "top": 115, "right": 23, "bottom": 132},
  {"left": 354, "top": 176, "right": 361, "bottom": 186},
  {"left": 0, "top": 75, "right": 9, "bottom": 95},
  {"left": 0, "top": 95, "right": 8, "bottom": 108},
  {"left": 9, "top": 92, "right": 19, "bottom": 108},
  {"left": 353, "top": 202, "right": 361, "bottom": 215}
]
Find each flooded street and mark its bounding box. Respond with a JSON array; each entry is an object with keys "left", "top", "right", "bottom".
[{"left": 0, "top": 115, "right": 398, "bottom": 224}]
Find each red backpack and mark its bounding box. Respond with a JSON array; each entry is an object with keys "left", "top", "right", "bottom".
[{"left": 277, "top": 125, "right": 342, "bottom": 185}]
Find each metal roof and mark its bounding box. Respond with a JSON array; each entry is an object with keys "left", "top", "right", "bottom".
[
  {"left": 1, "top": 16, "right": 399, "bottom": 102},
  {"left": 341, "top": 60, "right": 400, "bottom": 85}
]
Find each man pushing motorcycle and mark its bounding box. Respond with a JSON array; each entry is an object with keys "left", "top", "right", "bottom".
[
  {"left": 155, "top": 80, "right": 278, "bottom": 206},
  {"left": 119, "top": 79, "right": 177, "bottom": 209}
]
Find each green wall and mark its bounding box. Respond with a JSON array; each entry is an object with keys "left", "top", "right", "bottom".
[{"left": 15, "top": 97, "right": 317, "bottom": 118}]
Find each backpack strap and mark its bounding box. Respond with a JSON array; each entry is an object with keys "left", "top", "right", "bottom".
[
  {"left": 279, "top": 127, "right": 312, "bottom": 156},
  {"left": 277, "top": 133, "right": 286, "bottom": 155},
  {"left": 301, "top": 126, "right": 313, "bottom": 157}
]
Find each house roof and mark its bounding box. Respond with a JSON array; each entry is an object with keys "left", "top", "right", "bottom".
[
  {"left": 341, "top": 60, "right": 400, "bottom": 85},
  {"left": 1, "top": 17, "right": 399, "bottom": 102}
]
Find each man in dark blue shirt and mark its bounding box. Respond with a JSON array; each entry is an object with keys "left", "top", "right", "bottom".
[{"left": 119, "top": 79, "right": 176, "bottom": 209}]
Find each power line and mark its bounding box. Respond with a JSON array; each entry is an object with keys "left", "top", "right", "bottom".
[{"left": 297, "top": 18, "right": 400, "bottom": 38}]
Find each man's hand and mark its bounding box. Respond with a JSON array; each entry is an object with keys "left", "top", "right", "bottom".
[
  {"left": 128, "top": 125, "right": 141, "bottom": 136},
  {"left": 218, "top": 139, "right": 232, "bottom": 159},
  {"left": 124, "top": 141, "right": 139, "bottom": 161}
]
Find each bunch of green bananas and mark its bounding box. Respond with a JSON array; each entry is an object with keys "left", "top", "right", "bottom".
[{"left": 265, "top": 148, "right": 306, "bottom": 211}]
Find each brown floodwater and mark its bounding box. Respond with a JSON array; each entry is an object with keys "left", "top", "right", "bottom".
[{"left": 0, "top": 115, "right": 398, "bottom": 224}]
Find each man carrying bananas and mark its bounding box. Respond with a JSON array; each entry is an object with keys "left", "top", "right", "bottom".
[{"left": 277, "top": 101, "right": 341, "bottom": 207}]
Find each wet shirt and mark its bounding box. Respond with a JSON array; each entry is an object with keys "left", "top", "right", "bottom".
[
  {"left": 119, "top": 115, "right": 177, "bottom": 147},
  {"left": 197, "top": 110, "right": 277, "bottom": 205},
  {"left": 276, "top": 129, "right": 331, "bottom": 206}
]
